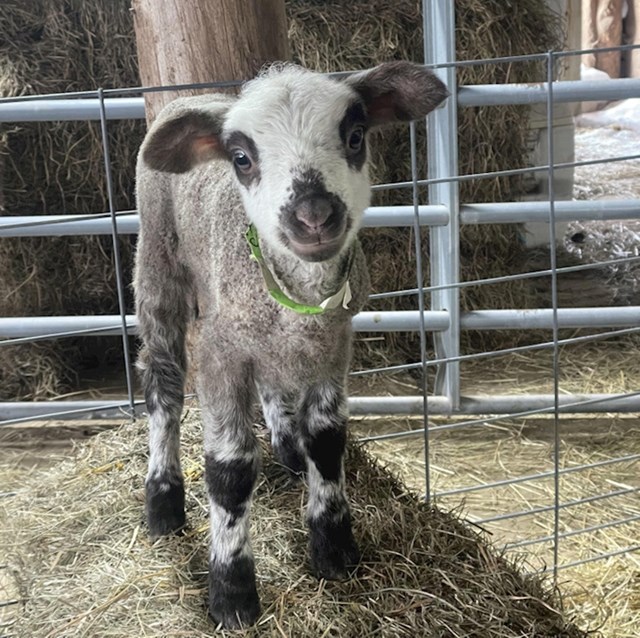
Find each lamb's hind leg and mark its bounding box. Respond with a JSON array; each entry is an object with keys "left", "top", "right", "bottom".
[
  {"left": 135, "top": 234, "right": 192, "bottom": 537},
  {"left": 259, "top": 385, "right": 306, "bottom": 475},
  {"left": 199, "top": 359, "right": 261, "bottom": 629},
  {"left": 300, "top": 379, "right": 359, "bottom": 579}
]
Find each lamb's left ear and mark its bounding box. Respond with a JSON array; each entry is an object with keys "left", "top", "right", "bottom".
[{"left": 345, "top": 61, "right": 449, "bottom": 127}]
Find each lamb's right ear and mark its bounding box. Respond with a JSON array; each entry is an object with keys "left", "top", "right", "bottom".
[
  {"left": 141, "top": 109, "right": 229, "bottom": 174},
  {"left": 346, "top": 61, "right": 449, "bottom": 127}
]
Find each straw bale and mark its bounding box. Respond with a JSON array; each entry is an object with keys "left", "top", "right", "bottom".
[
  {"left": 0, "top": 0, "right": 563, "bottom": 398},
  {"left": 288, "top": 0, "right": 563, "bottom": 365},
  {"left": 0, "top": 0, "right": 144, "bottom": 400},
  {"left": 0, "top": 409, "right": 588, "bottom": 637}
]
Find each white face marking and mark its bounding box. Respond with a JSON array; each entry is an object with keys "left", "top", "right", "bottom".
[{"left": 223, "top": 66, "right": 371, "bottom": 259}]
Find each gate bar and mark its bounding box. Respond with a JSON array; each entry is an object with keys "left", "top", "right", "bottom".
[
  {"left": 3, "top": 392, "right": 640, "bottom": 423},
  {"left": 2, "top": 307, "right": 639, "bottom": 340},
  {"left": 3, "top": 78, "right": 640, "bottom": 122}
]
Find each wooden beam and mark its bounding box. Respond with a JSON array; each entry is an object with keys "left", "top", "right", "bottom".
[{"left": 131, "top": 0, "right": 290, "bottom": 124}]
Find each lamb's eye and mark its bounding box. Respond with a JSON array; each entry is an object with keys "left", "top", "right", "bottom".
[
  {"left": 347, "top": 127, "right": 365, "bottom": 152},
  {"left": 233, "top": 150, "right": 252, "bottom": 172}
]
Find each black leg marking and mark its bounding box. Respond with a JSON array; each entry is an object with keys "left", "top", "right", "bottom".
[
  {"left": 259, "top": 386, "right": 306, "bottom": 476},
  {"left": 300, "top": 380, "right": 359, "bottom": 581},
  {"left": 208, "top": 555, "right": 261, "bottom": 629},
  {"left": 307, "top": 426, "right": 346, "bottom": 482},
  {"left": 145, "top": 475, "right": 186, "bottom": 537},
  {"left": 273, "top": 432, "right": 307, "bottom": 476},
  {"left": 205, "top": 454, "right": 257, "bottom": 523}
]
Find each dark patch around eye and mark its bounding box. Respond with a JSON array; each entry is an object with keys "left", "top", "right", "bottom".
[
  {"left": 339, "top": 101, "right": 368, "bottom": 170},
  {"left": 225, "top": 130, "right": 261, "bottom": 186}
]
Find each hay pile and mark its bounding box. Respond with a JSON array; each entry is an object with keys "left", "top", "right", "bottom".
[
  {"left": 0, "top": 409, "right": 587, "bottom": 637},
  {"left": 0, "top": 0, "right": 563, "bottom": 399}
]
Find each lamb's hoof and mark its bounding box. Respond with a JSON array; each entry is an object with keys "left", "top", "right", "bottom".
[
  {"left": 309, "top": 520, "right": 360, "bottom": 580},
  {"left": 208, "top": 558, "right": 261, "bottom": 630},
  {"left": 145, "top": 476, "right": 186, "bottom": 538}
]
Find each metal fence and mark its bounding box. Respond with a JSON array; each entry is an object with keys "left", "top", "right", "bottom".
[{"left": 0, "top": 1, "right": 639, "bottom": 579}]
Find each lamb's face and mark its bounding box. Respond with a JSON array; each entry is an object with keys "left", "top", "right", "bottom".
[
  {"left": 141, "top": 63, "right": 448, "bottom": 264},
  {"left": 222, "top": 69, "right": 372, "bottom": 262}
]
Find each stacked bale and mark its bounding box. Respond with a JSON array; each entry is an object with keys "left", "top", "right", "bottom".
[
  {"left": 0, "top": 0, "right": 144, "bottom": 399},
  {"left": 0, "top": 0, "right": 562, "bottom": 399},
  {"left": 288, "top": 0, "right": 563, "bottom": 364}
]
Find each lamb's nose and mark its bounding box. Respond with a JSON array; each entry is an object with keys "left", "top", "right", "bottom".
[{"left": 294, "top": 197, "right": 333, "bottom": 230}]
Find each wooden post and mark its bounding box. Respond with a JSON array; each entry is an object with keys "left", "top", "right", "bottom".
[
  {"left": 624, "top": 0, "right": 640, "bottom": 77},
  {"left": 594, "top": 0, "right": 623, "bottom": 78},
  {"left": 581, "top": 0, "right": 598, "bottom": 68},
  {"left": 131, "top": 0, "right": 290, "bottom": 124}
]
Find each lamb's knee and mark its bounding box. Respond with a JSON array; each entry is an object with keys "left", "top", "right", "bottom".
[
  {"left": 305, "top": 425, "right": 346, "bottom": 482},
  {"left": 138, "top": 342, "right": 186, "bottom": 412}
]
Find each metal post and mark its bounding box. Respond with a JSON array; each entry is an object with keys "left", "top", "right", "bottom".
[
  {"left": 423, "top": 0, "right": 460, "bottom": 409},
  {"left": 546, "top": 51, "right": 561, "bottom": 585},
  {"left": 97, "top": 88, "right": 137, "bottom": 420}
]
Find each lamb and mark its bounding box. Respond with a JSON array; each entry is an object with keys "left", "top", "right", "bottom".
[{"left": 134, "top": 61, "right": 448, "bottom": 629}]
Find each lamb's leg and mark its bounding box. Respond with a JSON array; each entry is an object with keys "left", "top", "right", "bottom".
[
  {"left": 300, "top": 379, "right": 359, "bottom": 580},
  {"left": 199, "top": 363, "right": 261, "bottom": 629},
  {"left": 259, "top": 385, "right": 306, "bottom": 475},
  {"left": 136, "top": 235, "right": 192, "bottom": 538}
]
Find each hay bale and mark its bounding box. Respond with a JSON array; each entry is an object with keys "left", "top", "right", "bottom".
[
  {"left": 289, "top": 0, "right": 563, "bottom": 364},
  {"left": 0, "top": 410, "right": 587, "bottom": 637},
  {"left": 0, "top": 0, "right": 144, "bottom": 400},
  {"left": 0, "top": 0, "right": 563, "bottom": 398}
]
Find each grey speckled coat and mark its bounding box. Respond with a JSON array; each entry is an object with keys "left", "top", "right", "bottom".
[{"left": 133, "top": 62, "right": 448, "bottom": 630}]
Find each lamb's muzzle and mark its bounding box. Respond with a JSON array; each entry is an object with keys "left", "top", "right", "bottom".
[{"left": 134, "top": 60, "right": 448, "bottom": 629}]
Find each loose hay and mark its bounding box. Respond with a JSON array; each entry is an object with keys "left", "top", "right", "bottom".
[
  {"left": 357, "top": 417, "right": 640, "bottom": 638},
  {"left": 0, "top": 410, "right": 587, "bottom": 637},
  {"left": 352, "top": 344, "right": 640, "bottom": 638}
]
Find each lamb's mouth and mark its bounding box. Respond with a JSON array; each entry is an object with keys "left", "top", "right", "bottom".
[{"left": 285, "top": 235, "right": 345, "bottom": 262}]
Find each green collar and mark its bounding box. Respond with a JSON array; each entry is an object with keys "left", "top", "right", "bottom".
[{"left": 245, "top": 224, "right": 352, "bottom": 315}]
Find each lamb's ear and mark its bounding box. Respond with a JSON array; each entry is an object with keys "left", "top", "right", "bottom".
[
  {"left": 345, "top": 61, "right": 449, "bottom": 127},
  {"left": 141, "top": 109, "right": 229, "bottom": 174}
]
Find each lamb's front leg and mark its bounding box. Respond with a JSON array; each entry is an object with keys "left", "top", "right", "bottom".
[
  {"left": 300, "top": 380, "right": 360, "bottom": 579},
  {"left": 199, "top": 368, "right": 261, "bottom": 630}
]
